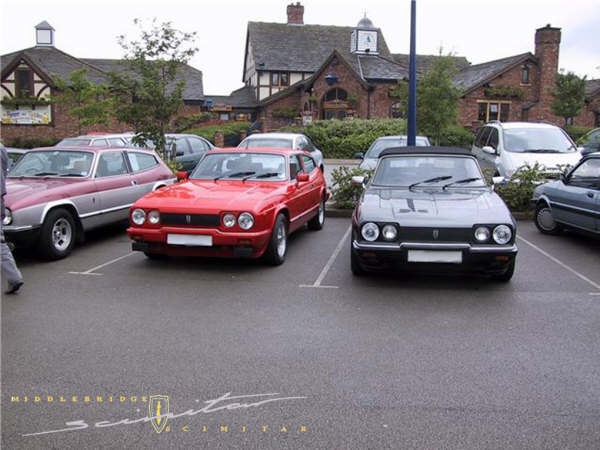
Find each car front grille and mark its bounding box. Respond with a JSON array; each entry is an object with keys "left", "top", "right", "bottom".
[
  {"left": 161, "top": 213, "right": 220, "bottom": 227},
  {"left": 397, "top": 227, "right": 473, "bottom": 243}
]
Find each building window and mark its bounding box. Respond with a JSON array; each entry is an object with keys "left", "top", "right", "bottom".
[
  {"left": 270, "top": 72, "right": 289, "bottom": 87},
  {"left": 303, "top": 102, "right": 310, "bottom": 112},
  {"left": 15, "top": 69, "right": 33, "bottom": 97},
  {"left": 391, "top": 102, "right": 404, "bottom": 118},
  {"left": 477, "top": 102, "right": 510, "bottom": 122},
  {"left": 324, "top": 88, "right": 347, "bottom": 102},
  {"left": 566, "top": 117, "right": 574, "bottom": 125},
  {"left": 521, "top": 65, "right": 530, "bottom": 84}
]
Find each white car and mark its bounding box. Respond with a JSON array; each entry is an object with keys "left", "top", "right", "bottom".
[
  {"left": 56, "top": 133, "right": 130, "bottom": 148},
  {"left": 238, "top": 133, "right": 324, "bottom": 171},
  {"left": 472, "top": 122, "right": 580, "bottom": 178}
]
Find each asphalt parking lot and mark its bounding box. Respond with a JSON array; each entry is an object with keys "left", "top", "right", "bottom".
[{"left": 2, "top": 217, "right": 600, "bottom": 449}]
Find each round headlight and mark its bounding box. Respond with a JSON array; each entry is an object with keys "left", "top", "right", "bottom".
[
  {"left": 493, "top": 225, "right": 512, "bottom": 245},
  {"left": 361, "top": 222, "right": 380, "bottom": 242},
  {"left": 131, "top": 208, "right": 146, "bottom": 226},
  {"left": 148, "top": 210, "right": 160, "bottom": 224},
  {"left": 474, "top": 226, "right": 490, "bottom": 242},
  {"left": 3, "top": 208, "right": 12, "bottom": 226},
  {"left": 223, "top": 213, "right": 236, "bottom": 228},
  {"left": 381, "top": 224, "right": 397, "bottom": 241},
  {"left": 238, "top": 212, "right": 254, "bottom": 230}
]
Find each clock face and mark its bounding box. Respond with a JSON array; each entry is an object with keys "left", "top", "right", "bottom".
[{"left": 357, "top": 30, "right": 377, "bottom": 52}]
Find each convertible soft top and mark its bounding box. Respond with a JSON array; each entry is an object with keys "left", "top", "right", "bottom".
[{"left": 378, "top": 146, "right": 473, "bottom": 158}]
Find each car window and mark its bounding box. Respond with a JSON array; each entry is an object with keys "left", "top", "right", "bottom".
[
  {"left": 477, "top": 127, "right": 492, "bottom": 148},
  {"left": 175, "top": 137, "right": 191, "bottom": 155},
  {"left": 96, "top": 151, "right": 129, "bottom": 177},
  {"left": 188, "top": 137, "right": 210, "bottom": 154},
  {"left": 297, "top": 136, "right": 310, "bottom": 151},
  {"left": 9, "top": 150, "right": 94, "bottom": 177},
  {"left": 305, "top": 136, "right": 317, "bottom": 151},
  {"left": 57, "top": 138, "right": 92, "bottom": 146},
  {"left": 108, "top": 138, "right": 126, "bottom": 147},
  {"left": 127, "top": 152, "right": 159, "bottom": 172},
  {"left": 91, "top": 139, "right": 108, "bottom": 147},
  {"left": 290, "top": 155, "right": 302, "bottom": 180},
  {"left": 488, "top": 128, "right": 499, "bottom": 150},
  {"left": 239, "top": 138, "right": 293, "bottom": 148},
  {"left": 503, "top": 127, "right": 576, "bottom": 153},
  {"left": 190, "top": 153, "right": 286, "bottom": 181},
  {"left": 570, "top": 158, "right": 600, "bottom": 182},
  {"left": 302, "top": 155, "right": 316, "bottom": 173}
]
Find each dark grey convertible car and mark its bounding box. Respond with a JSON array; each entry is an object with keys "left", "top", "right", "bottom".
[
  {"left": 532, "top": 153, "right": 599, "bottom": 235},
  {"left": 350, "top": 147, "right": 517, "bottom": 281}
]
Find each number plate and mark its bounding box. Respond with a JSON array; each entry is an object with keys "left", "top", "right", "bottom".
[
  {"left": 167, "top": 234, "right": 213, "bottom": 247},
  {"left": 407, "top": 250, "right": 462, "bottom": 264}
]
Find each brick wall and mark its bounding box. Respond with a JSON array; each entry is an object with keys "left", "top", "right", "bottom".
[{"left": 261, "top": 89, "right": 302, "bottom": 131}]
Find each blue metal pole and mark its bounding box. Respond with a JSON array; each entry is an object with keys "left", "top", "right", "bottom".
[{"left": 407, "top": 0, "right": 417, "bottom": 146}]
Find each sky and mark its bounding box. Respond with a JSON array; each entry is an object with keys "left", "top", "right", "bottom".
[{"left": 1, "top": 0, "right": 599, "bottom": 95}]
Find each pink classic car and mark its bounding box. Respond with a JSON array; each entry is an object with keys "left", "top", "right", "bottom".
[{"left": 4, "top": 146, "right": 175, "bottom": 259}]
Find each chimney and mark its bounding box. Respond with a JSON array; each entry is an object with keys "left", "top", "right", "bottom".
[
  {"left": 287, "top": 2, "right": 304, "bottom": 25},
  {"left": 534, "top": 24, "right": 561, "bottom": 112}
]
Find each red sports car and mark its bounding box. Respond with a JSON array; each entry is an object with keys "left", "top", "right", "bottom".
[{"left": 127, "top": 148, "right": 328, "bottom": 264}]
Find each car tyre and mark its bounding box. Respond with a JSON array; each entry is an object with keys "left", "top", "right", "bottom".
[
  {"left": 39, "top": 208, "right": 76, "bottom": 260},
  {"left": 534, "top": 203, "right": 561, "bottom": 234},
  {"left": 307, "top": 198, "right": 325, "bottom": 230},
  {"left": 264, "top": 213, "right": 288, "bottom": 266},
  {"left": 492, "top": 259, "right": 515, "bottom": 282}
]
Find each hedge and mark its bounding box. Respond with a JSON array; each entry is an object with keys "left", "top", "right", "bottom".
[
  {"left": 186, "top": 121, "right": 251, "bottom": 145},
  {"left": 6, "top": 137, "right": 60, "bottom": 148}
]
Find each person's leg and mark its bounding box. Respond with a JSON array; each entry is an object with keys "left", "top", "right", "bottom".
[{"left": 1, "top": 232, "right": 23, "bottom": 294}]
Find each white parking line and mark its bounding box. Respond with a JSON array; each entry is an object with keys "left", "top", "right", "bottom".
[
  {"left": 516, "top": 235, "right": 600, "bottom": 292},
  {"left": 69, "top": 252, "right": 135, "bottom": 276},
  {"left": 300, "top": 226, "right": 351, "bottom": 289}
]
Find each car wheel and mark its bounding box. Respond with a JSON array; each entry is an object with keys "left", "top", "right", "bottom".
[
  {"left": 307, "top": 198, "right": 325, "bottom": 230},
  {"left": 39, "top": 208, "right": 76, "bottom": 260},
  {"left": 264, "top": 213, "right": 288, "bottom": 265},
  {"left": 350, "top": 246, "right": 365, "bottom": 276},
  {"left": 534, "top": 203, "right": 561, "bottom": 234},
  {"left": 492, "top": 259, "right": 515, "bottom": 282}
]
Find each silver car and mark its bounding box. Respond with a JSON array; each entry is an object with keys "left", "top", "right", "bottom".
[
  {"left": 356, "top": 135, "right": 431, "bottom": 170},
  {"left": 238, "top": 133, "right": 324, "bottom": 171}
]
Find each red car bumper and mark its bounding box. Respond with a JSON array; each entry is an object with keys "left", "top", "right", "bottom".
[{"left": 127, "top": 226, "right": 272, "bottom": 259}]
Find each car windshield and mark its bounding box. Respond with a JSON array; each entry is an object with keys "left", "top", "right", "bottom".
[
  {"left": 56, "top": 138, "right": 92, "bottom": 146},
  {"left": 365, "top": 137, "right": 428, "bottom": 159},
  {"left": 503, "top": 127, "right": 576, "bottom": 153},
  {"left": 9, "top": 150, "right": 95, "bottom": 177},
  {"left": 372, "top": 155, "right": 486, "bottom": 188},
  {"left": 239, "top": 138, "right": 294, "bottom": 149},
  {"left": 7, "top": 151, "right": 24, "bottom": 163},
  {"left": 191, "top": 153, "right": 287, "bottom": 181}
]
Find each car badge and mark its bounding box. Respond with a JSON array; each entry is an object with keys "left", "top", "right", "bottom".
[
  {"left": 149, "top": 395, "right": 169, "bottom": 434},
  {"left": 433, "top": 229, "right": 439, "bottom": 240},
  {"left": 186, "top": 215, "right": 191, "bottom": 224}
]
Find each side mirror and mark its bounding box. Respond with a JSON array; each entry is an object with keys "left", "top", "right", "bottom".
[
  {"left": 492, "top": 176, "right": 506, "bottom": 185},
  {"left": 560, "top": 171, "right": 569, "bottom": 184},
  {"left": 353, "top": 152, "right": 364, "bottom": 159},
  {"left": 482, "top": 146, "right": 496, "bottom": 155},
  {"left": 297, "top": 173, "right": 309, "bottom": 182},
  {"left": 351, "top": 175, "right": 366, "bottom": 186},
  {"left": 176, "top": 170, "right": 189, "bottom": 181}
]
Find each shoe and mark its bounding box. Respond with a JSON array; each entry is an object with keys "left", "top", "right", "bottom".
[{"left": 5, "top": 281, "right": 23, "bottom": 294}]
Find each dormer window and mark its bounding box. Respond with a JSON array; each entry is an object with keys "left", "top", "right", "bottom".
[
  {"left": 271, "top": 72, "right": 289, "bottom": 87},
  {"left": 521, "top": 65, "right": 530, "bottom": 84},
  {"left": 35, "top": 21, "right": 55, "bottom": 47}
]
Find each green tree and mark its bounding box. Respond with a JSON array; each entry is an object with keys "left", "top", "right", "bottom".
[
  {"left": 52, "top": 68, "right": 114, "bottom": 135},
  {"left": 108, "top": 19, "right": 198, "bottom": 159},
  {"left": 551, "top": 71, "right": 587, "bottom": 125},
  {"left": 416, "top": 56, "right": 461, "bottom": 145},
  {"left": 388, "top": 80, "right": 409, "bottom": 118}
]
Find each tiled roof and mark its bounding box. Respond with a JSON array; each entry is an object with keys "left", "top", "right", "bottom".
[
  {"left": 391, "top": 53, "right": 470, "bottom": 76},
  {"left": 585, "top": 79, "right": 600, "bottom": 97},
  {"left": 246, "top": 21, "right": 392, "bottom": 74},
  {"left": 452, "top": 52, "right": 532, "bottom": 93},
  {"left": 357, "top": 55, "right": 408, "bottom": 80},
  {"left": 1, "top": 47, "right": 204, "bottom": 101},
  {"left": 204, "top": 85, "right": 258, "bottom": 108}
]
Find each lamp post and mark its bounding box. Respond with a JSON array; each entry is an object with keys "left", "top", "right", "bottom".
[{"left": 407, "top": 0, "right": 417, "bottom": 146}]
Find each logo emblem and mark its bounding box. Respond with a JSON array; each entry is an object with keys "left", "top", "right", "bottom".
[
  {"left": 432, "top": 229, "right": 439, "bottom": 240},
  {"left": 185, "top": 215, "right": 191, "bottom": 224},
  {"left": 149, "top": 395, "right": 169, "bottom": 434}
]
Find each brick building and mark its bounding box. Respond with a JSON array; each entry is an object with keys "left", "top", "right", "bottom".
[{"left": 0, "top": 21, "right": 206, "bottom": 143}]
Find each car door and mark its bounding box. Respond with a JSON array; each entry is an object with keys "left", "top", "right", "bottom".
[
  {"left": 301, "top": 154, "right": 322, "bottom": 208},
  {"left": 93, "top": 150, "right": 135, "bottom": 225},
  {"left": 185, "top": 136, "right": 212, "bottom": 172},
  {"left": 480, "top": 127, "right": 501, "bottom": 172},
  {"left": 287, "top": 154, "right": 311, "bottom": 227},
  {"left": 173, "top": 137, "right": 197, "bottom": 173},
  {"left": 472, "top": 126, "right": 490, "bottom": 161},
  {"left": 548, "top": 158, "right": 600, "bottom": 231},
  {"left": 126, "top": 151, "right": 164, "bottom": 199}
]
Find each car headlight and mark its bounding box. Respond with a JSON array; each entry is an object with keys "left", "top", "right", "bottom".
[
  {"left": 223, "top": 213, "right": 236, "bottom": 228},
  {"left": 474, "top": 226, "right": 490, "bottom": 242},
  {"left": 148, "top": 210, "right": 160, "bottom": 225},
  {"left": 493, "top": 225, "right": 512, "bottom": 245},
  {"left": 381, "top": 224, "right": 397, "bottom": 241},
  {"left": 131, "top": 208, "right": 146, "bottom": 225},
  {"left": 238, "top": 212, "right": 254, "bottom": 230},
  {"left": 361, "top": 222, "right": 379, "bottom": 241},
  {"left": 3, "top": 208, "right": 12, "bottom": 226}
]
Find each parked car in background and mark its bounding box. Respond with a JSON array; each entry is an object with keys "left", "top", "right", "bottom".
[
  {"left": 238, "top": 133, "right": 324, "bottom": 172},
  {"left": 6, "top": 148, "right": 28, "bottom": 167},
  {"left": 472, "top": 122, "right": 580, "bottom": 178},
  {"left": 128, "top": 148, "right": 328, "bottom": 265},
  {"left": 4, "top": 147, "right": 175, "bottom": 259},
  {"left": 579, "top": 127, "right": 600, "bottom": 157},
  {"left": 355, "top": 135, "right": 431, "bottom": 170},
  {"left": 532, "top": 153, "right": 599, "bottom": 235},
  {"left": 56, "top": 133, "right": 130, "bottom": 148},
  {"left": 122, "top": 133, "right": 215, "bottom": 173},
  {"left": 350, "top": 146, "right": 517, "bottom": 281}
]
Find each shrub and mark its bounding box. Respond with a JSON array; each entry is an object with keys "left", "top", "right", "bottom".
[
  {"left": 186, "top": 121, "right": 250, "bottom": 145},
  {"left": 330, "top": 166, "right": 373, "bottom": 209},
  {"left": 6, "top": 137, "right": 60, "bottom": 148},
  {"left": 495, "top": 164, "right": 546, "bottom": 212},
  {"left": 438, "top": 125, "right": 474, "bottom": 149},
  {"left": 564, "top": 125, "right": 594, "bottom": 144},
  {"left": 173, "top": 113, "right": 215, "bottom": 132}
]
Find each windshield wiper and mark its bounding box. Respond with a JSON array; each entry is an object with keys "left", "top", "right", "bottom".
[
  {"left": 251, "top": 172, "right": 281, "bottom": 180},
  {"left": 33, "top": 172, "right": 58, "bottom": 176},
  {"left": 58, "top": 173, "right": 86, "bottom": 177},
  {"left": 213, "top": 171, "right": 256, "bottom": 181},
  {"left": 409, "top": 176, "right": 452, "bottom": 190},
  {"left": 443, "top": 177, "right": 482, "bottom": 189},
  {"left": 525, "top": 149, "right": 561, "bottom": 153}
]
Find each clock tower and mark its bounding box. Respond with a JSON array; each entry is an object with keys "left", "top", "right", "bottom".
[{"left": 350, "top": 14, "right": 378, "bottom": 54}]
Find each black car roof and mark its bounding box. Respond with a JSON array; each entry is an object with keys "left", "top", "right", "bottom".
[{"left": 378, "top": 146, "right": 473, "bottom": 158}]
